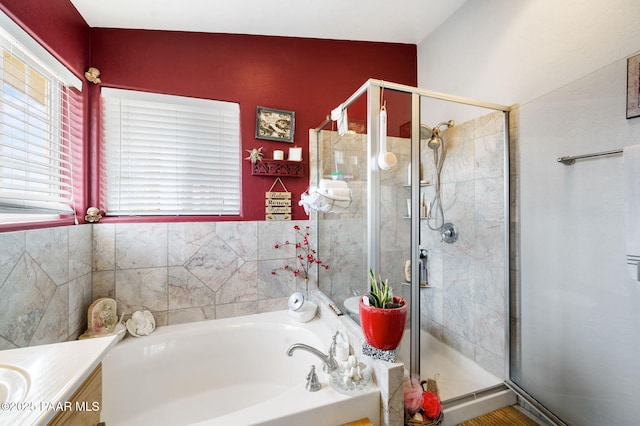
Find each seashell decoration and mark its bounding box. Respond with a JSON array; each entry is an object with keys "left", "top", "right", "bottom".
[
  {"left": 84, "top": 67, "right": 101, "bottom": 84},
  {"left": 85, "top": 206, "right": 102, "bottom": 223},
  {"left": 126, "top": 310, "right": 156, "bottom": 337}
]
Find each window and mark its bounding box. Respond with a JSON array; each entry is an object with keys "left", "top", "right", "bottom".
[
  {"left": 0, "top": 15, "right": 82, "bottom": 225},
  {"left": 101, "top": 88, "right": 241, "bottom": 216}
]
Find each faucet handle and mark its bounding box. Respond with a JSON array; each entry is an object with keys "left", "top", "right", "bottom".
[
  {"left": 329, "top": 331, "right": 338, "bottom": 356},
  {"left": 306, "top": 365, "right": 321, "bottom": 392},
  {"left": 325, "top": 331, "right": 339, "bottom": 370}
]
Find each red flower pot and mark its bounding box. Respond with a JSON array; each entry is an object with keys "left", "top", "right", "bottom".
[{"left": 359, "top": 296, "right": 408, "bottom": 350}]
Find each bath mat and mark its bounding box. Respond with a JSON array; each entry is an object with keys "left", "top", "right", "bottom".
[{"left": 459, "top": 406, "right": 542, "bottom": 426}]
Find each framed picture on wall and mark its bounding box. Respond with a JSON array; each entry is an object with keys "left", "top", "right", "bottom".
[
  {"left": 255, "top": 106, "right": 295, "bottom": 142},
  {"left": 627, "top": 53, "right": 640, "bottom": 119}
]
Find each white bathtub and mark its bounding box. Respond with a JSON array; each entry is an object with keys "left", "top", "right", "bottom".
[{"left": 101, "top": 310, "right": 380, "bottom": 426}]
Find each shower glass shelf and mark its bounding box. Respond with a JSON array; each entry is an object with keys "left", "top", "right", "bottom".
[
  {"left": 401, "top": 182, "right": 432, "bottom": 188},
  {"left": 401, "top": 281, "right": 433, "bottom": 288}
]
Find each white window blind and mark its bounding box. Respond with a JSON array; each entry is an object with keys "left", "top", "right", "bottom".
[
  {"left": 0, "top": 25, "right": 82, "bottom": 223},
  {"left": 101, "top": 88, "right": 241, "bottom": 216}
]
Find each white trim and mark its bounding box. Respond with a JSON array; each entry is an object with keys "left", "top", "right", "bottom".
[{"left": 0, "top": 10, "right": 82, "bottom": 90}]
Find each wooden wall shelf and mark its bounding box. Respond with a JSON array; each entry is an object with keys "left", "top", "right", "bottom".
[{"left": 251, "top": 160, "right": 305, "bottom": 177}]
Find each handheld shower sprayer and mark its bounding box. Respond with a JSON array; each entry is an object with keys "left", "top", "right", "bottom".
[
  {"left": 419, "top": 119, "right": 455, "bottom": 232},
  {"left": 428, "top": 129, "right": 442, "bottom": 150}
]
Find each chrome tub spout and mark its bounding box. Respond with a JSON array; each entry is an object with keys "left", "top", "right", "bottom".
[{"left": 286, "top": 343, "right": 338, "bottom": 373}]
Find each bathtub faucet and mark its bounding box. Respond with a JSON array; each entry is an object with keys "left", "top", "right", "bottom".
[{"left": 286, "top": 336, "right": 339, "bottom": 373}]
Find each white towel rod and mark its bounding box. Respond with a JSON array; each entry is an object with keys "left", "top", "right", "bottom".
[{"left": 557, "top": 148, "right": 623, "bottom": 165}]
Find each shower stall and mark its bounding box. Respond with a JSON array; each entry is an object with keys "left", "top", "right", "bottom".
[{"left": 310, "top": 79, "right": 512, "bottom": 408}]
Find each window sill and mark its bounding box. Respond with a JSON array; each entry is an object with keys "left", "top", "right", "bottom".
[
  {"left": 94, "top": 215, "right": 244, "bottom": 224},
  {"left": 0, "top": 217, "right": 78, "bottom": 233}
]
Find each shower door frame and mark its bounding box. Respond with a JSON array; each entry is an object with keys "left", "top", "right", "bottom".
[{"left": 320, "top": 78, "right": 512, "bottom": 380}]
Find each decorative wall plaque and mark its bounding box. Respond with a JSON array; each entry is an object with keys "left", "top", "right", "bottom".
[{"left": 265, "top": 177, "right": 291, "bottom": 221}]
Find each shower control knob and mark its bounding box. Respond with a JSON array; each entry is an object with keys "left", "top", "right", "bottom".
[{"left": 440, "top": 223, "right": 458, "bottom": 244}]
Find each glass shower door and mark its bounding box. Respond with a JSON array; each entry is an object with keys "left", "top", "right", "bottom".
[{"left": 313, "top": 80, "right": 511, "bottom": 407}]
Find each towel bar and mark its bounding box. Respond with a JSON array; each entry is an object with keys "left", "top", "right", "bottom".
[{"left": 557, "top": 149, "right": 623, "bottom": 165}]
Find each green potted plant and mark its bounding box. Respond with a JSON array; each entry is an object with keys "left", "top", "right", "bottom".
[{"left": 359, "top": 268, "right": 408, "bottom": 350}]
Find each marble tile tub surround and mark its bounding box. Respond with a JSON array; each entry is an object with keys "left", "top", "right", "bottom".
[
  {"left": 92, "top": 220, "right": 314, "bottom": 326},
  {"left": 0, "top": 225, "right": 93, "bottom": 350},
  {"left": 0, "top": 220, "right": 318, "bottom": 349}
]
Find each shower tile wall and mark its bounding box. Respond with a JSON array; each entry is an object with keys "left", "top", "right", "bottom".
[
  {"left": 0, "top": 220, "right": 310, "bottom": 348},
  {"left": 0, "top": 225, "right": 93, "bottom": 350},
  {"left": 421, "top": 110, "right": 508, "bottom": 377},
  {"left": 508, "top": 105, "right": 520, "bottom": 374}
]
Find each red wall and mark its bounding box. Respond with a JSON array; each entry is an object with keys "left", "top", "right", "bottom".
[
  {"left": 90, "top": 29, "right": 417, "bottom": 220},
  {"left": 0, "top": 0, "right": 417, "bottom": 221},
  {"left": 0, "top": 0, "right": 90, "bottom": 78}
]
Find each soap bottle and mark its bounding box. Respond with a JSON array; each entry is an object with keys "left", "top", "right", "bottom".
[{"left": 419, "top": 249, "right": 429, "bottom": 287}]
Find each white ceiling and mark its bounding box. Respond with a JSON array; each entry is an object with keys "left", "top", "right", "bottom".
[{"left": 70, "top": 0, "right": 467, "bottom": 45}]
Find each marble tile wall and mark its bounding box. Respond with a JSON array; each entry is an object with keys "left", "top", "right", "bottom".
[
  {"left": 0, "top": 219, "right": 315, "bottom": 348},
  {"left": 508, "top": 106, "right": 521, "bottom": 380},
  {"left": 92, "top": 220, "right": 311, "bottom": 326},
  {"left": 0, "top": 225, "right": 93, "bottom": 349},
  {"left": 420, "top": 110, "right": 508, "bottom": 377}
]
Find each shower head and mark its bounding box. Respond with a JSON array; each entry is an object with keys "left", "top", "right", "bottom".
[
  {"left": 420, "top": 120, "right": 455, "bottom": 150},
  {"left": 419, "top": 125, "right": 442, "bottom": 149}
]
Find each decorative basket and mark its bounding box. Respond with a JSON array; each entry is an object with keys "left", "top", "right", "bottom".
[
  {"left": 404, "top": 378, "right": 443, "bottom": 426},
  {"left": 405, "top": 412, "right": 443, "bottom": 426}
]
